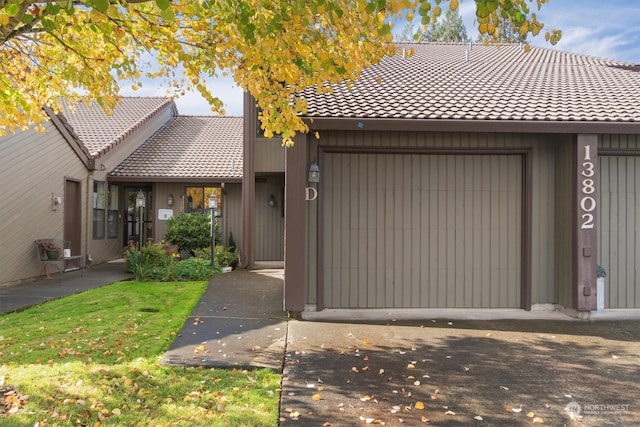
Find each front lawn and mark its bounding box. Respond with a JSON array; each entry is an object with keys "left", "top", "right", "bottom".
[{"left": 0, "top": 281, "right": 281, "bottom": 426}]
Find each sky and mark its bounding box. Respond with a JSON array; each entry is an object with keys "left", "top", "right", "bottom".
[{"left": 121, "top": 0, "right": 640, "bottom": 117}]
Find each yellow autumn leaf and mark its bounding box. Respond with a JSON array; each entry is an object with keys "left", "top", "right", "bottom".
[
  {"left": 527, "top": 412, "right": 535, "bottom": 418},
  {"left": 0, "top": 0, "right": 561, "bottom": 141},
  {"left": 533, "top": 417, "right": 544, "bottom": 424},
  {"left": 312, "top": 394, "right": 321, "bottom": 401},
  {"left": 415, "top": 401, "right": 425, "bottom": 410}
]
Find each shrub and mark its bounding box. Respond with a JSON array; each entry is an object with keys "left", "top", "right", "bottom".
[
  {"left": 164, "top": 213, "right": 221, "bottom": 254},
  {"left": 597, "top": 265, "right": 607, "bottom": 278},
  {"left": 171, "top": 258, "right": 214, "bottom": 280}
]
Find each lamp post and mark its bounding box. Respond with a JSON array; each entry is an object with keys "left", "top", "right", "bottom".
[
  {"left": 208, "top": 194, "right": 218, "bottom": 269},
  {"left": 135, "top": 191, "right": 145, "bottom": 272}
]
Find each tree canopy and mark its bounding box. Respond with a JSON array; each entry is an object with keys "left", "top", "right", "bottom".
[
  {"left": 0, "top": 0, "right": 560, "bottom": 144},
  {"left": 400, "top": 8, "right": 469, "bottom": 43}
]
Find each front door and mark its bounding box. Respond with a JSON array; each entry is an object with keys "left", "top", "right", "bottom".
[
  {"left": 64, "top": 179, "right": 82, "bottom": 266},
  {"left": 124, "top": 188, "right": 152, "bottom": 248}
]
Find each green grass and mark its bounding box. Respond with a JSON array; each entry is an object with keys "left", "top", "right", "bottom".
[{"left": 0, "top": 281, "right": 281, "bottom": 426}]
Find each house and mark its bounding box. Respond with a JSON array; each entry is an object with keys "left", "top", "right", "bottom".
[
  {"left": 242, "top": 42, "right": 640, "bottom": 314},
  {"left": 0, "top": 97, "right": 243, "bottom": 285}
]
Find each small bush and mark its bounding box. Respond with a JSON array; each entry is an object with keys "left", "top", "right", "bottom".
[
  {"left": 164, "top": 212, "right": 221, "bottom": 254},
  {"left": 171, "top": 258, "right": 214, "bottom": 281}
]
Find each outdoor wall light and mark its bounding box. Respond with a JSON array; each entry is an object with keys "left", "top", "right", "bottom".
[
  {"left": 51, "top": 193, "right": 62, "bottom": 211},
  {"left": 269, "top": 194, "right": 276, "bottom": 208},
  {"left": 308, "top": 162, "right": 320, "bottom": 183},
  {"left": 167, "top": 193, "right": 174, "bottom": 206}
]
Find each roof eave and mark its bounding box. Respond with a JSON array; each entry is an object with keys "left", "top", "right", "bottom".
[
  {"left": 303, "top": 117, "right": 640, "bottom": 135},
  {"left": 44, "top": 106, "right": 95, "bottom": 170},
  {"left": 107, "top": 176, "right": 243, "bottom": 183}
]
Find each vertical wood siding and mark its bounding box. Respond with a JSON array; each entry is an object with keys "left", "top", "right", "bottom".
[
  {"left": 0, "top": 123, "right": 88, "bottom": 284},
  {"left": 255, "top": 175, "right": 285, "bottom": 261},
  {"left": 306, "top": 131, "right": 558, "bottom": 308},
  {"left": 323, "top": 152, "right": 522, "bottom": 308},
  {"left": 598, "top": 155, "right": 640, "bottom": 308}
]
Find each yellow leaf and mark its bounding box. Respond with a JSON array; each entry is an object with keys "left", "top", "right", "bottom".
[
  {"left": 450, "top": 0, "right": 459, "bottom": 11},
  {"left": 533, "top": 417, "right": 544, "bottom": 424},
  {"left": 312, "top": 394, "right": 321, "bottom": 401},
  {"left": 407, "top": 363, "right": 415, "bottom": 369},
  {"left": 415, "top": 401, "right": 425, "bottom": 410},
  {"left": 527, "top": 412, "right": 535, "bottom": 418}
]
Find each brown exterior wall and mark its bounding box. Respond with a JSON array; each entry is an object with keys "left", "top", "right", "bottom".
[
  {"left": 0, "top": 122, "right": 89, "bottom": 284},
  {"left": 303, "top": 131, "right": 560, "bottom": 309}
]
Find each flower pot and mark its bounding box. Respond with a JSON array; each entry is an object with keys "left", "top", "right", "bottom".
[{"left": 47, "top": 250, "right": 60, "bottom": 260}]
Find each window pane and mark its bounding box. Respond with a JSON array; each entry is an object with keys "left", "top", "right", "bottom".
[
  {"left": 107, "top": 210, "right": 118, "bottom": 238},
  {"left": 108, "top": 185, "right": 118, "bottom": 210},
  {"left": 93, "top": 209, "right": 105, "bottom": 239},
  {"left": 93, "top": 181, "right": 105, "bottom": 209}
]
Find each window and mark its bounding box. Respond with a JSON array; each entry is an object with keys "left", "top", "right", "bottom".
[
  {"left": 93, "top": 181, "right": 106, "bottom": 239},
  {"left": 107, "top": 184, "right": 119, "bottom": 238},
  {"left": 185, "top": 187, "right": 222, "bottom": 213}
]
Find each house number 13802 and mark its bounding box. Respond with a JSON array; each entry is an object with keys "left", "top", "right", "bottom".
[{"left": 580, "top": 145, "right": 596, "bottom": 229}]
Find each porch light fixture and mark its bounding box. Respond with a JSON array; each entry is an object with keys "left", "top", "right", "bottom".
[
  {"left": 208, "top": 194, "right": 218, "bottom": 269},
  {"left": 269, "top": 194, "right": 276, "bottom": 208},
  {"left": 308, "top": 162, "right": 320, "bottom": 183},
  {"left": 167, "top": 193, "right": 174, "bottom": 207},
  {"left": 135, "top": 190, "right": 145, "bottom": 254},
  {"left": 208, "top": 194, "right": 218, "bottom": 210},
  {"left": 135, "top": 190, "right": 146, "bottom": 208}
]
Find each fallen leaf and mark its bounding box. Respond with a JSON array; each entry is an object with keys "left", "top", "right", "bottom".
[
  {"left": 312, "top": 394, "right": 321, "bottom": 401},
  {"left": 415, "top": 401, "right": 425, "bottom": 410},
  {"left": 500, "top": 386, "right": 509, "bottom": 391},
  {"left": 474, "top": 415, "right": 483, "bottom": 421},
  {"left": 533, "top": 416, "right": 544, "bottom": 424},
  {"left": 527, "top": 412, "right": 535, "bottom": 418},
  {"left": 612, "top": 354, "right": 620, "bottom": 359},
  {"left": 511, "top": 408, "right": 522, "bottom": 413},
  {"left": 421, "top": 415, "right": 430, "bottom": 423},
  {"left": 445, "top": 410, "right": 456, "bottom": 415},
  {"left": 407, "top": 363, "right": 416, "bottom": 369},
  {"left": 111, "top": 408, "right": 121, "bottom": 415}
]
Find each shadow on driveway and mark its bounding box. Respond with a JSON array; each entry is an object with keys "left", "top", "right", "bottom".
[{"left": 282, "top": 319, "right": 640, "bottom": 426}]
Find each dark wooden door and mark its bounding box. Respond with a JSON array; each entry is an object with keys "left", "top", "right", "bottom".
[{"left": 64, "top": 179, "right": 82, "bottom": 257}]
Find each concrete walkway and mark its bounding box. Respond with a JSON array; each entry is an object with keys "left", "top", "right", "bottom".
[
  {"left": 162, "top": 269, "right": 289, "bottom": 370},
  {"left": 0, "top": 259, "right": 132, "bottom": 314}
]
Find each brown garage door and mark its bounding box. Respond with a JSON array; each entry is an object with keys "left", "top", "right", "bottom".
[
  {"left": 598, "top": 156, "right": 640, "bottom": 308},
  {"left": 322, "top": 153, "right": 522, "bottom": 308}
]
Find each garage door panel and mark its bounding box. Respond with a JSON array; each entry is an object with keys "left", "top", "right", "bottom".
[
  {"left": 598, "top": 156, "right": 640, "bottom": 308},
  {"left": 323, "top": 153, "right": 522, "bottom": 308}
]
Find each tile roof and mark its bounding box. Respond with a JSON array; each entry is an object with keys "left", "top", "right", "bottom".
[
  {"left": 108, "top": 116, "right": 243, "bottom": 181},
  {"left": 300, "top": 43, "right": 640, "bottom": 123},
  {"left": 59, "top": 97, "right": 174, "bottom": 157}
]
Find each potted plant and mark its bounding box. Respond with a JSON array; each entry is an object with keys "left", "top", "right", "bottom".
[{"left": 39, "top": 241, "right": 61, "bottom": 260}]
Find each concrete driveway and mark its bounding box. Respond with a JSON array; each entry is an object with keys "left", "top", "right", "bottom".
[{"left": 281, "top": 318, "right": 640, "bottom": 426}]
